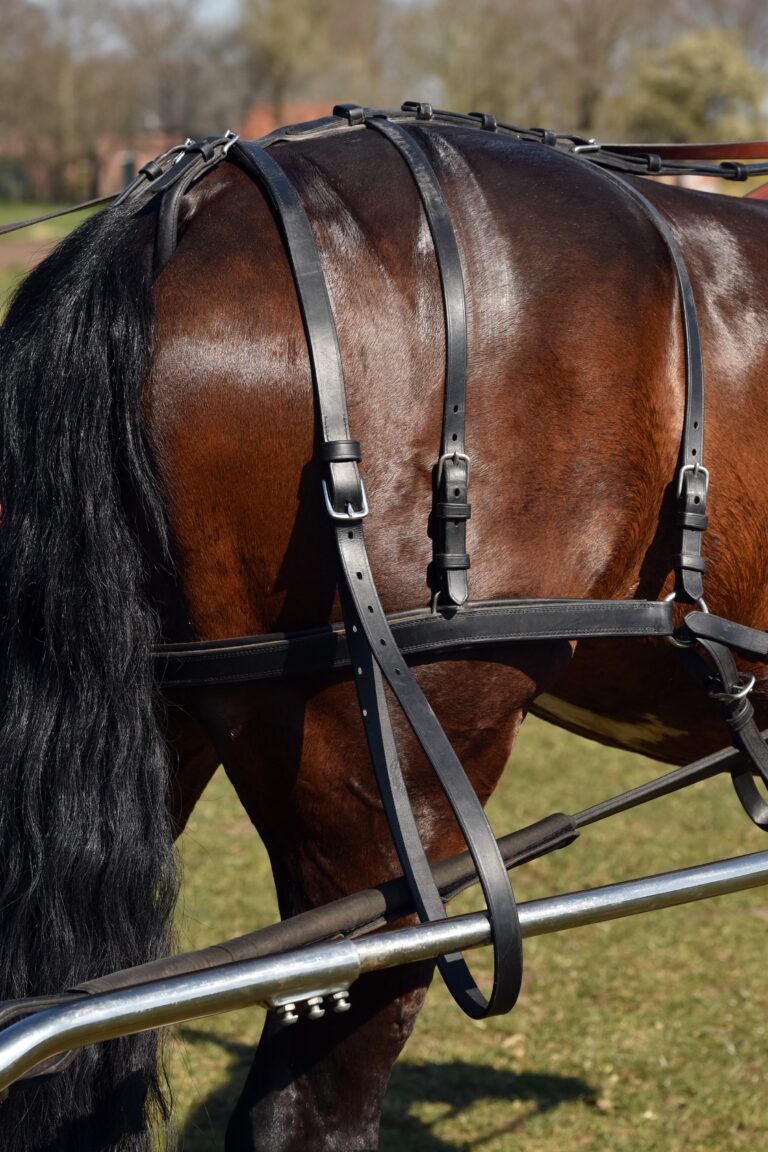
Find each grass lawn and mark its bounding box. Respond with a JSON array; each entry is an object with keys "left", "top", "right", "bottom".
[
  {"left": 0, "top": 200, "right": 99, "bottom": 238},
  {"left": 0, "top": 202, "right": 101, "bottom": 317},
  {"left": 171, "top": 717, "right": 768, "bottom": 1151}
]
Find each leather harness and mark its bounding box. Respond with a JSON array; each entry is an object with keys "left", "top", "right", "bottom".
[{"left": 53, "top": 105, "right": 768, "bottom": 1017}]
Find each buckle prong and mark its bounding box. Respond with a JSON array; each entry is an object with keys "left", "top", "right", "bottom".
[{"left": 321, "top": 478, "right": 369, "bottom": 522}]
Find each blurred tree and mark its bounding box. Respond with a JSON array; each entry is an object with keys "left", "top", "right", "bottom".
[
  {"left": 621, "top": 27, "right": 765, "bottom": 141},
  {"left": 240, "top": 0, "right": 340, "bottom": 123}
]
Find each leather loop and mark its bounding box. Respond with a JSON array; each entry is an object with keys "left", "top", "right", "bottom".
[
  {"left": 333, "top": 103, "right": 366, "bottom": 125},
  {"left": 320, "top": 439, "right": 362, "bottom": 463},
  {"left": 676, "top": 510, "right": 708, "bottom": 531},
  {"left": 436, "top": 502, "right": 471, "bottom": 519},
  {"left": 674, "top": 553, "right": 707, "bottom": 573},
  {"left": 434, "top": 553, "right": 471, "bottom": 570}
]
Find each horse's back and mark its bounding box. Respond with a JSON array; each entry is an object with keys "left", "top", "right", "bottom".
[{"left": 145, "top": 126, "right": 768, "bottom": 764}]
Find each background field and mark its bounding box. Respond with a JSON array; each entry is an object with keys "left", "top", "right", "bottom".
[
  {"left": 0, "top": 204, "right": 97, "bottom": 315},
  {"left": 172, "top": 716, "right": 768, "bottom": 1152}
]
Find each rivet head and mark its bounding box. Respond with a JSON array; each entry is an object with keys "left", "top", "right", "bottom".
[
  {"left": 306, "top": 995, "right": 326, "bottom": 1020},
  {"left": 277, "top": 1003, "right": 299, "bottom": 1027},
  {"left": 331, "top": 990, "right": 351, "bottom": 1013}
]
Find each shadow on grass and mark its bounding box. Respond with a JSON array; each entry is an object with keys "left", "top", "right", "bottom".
[
  {"left": 381, "top": 1061, "right": 593, "bottom": 1150},
  {"left": 176, "top": 1028, "right": 593, "bottom": 1152}
]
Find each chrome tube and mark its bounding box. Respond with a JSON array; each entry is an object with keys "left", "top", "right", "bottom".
[{"left": 1, "top": 849, "right": 767, "bottom": 1093}]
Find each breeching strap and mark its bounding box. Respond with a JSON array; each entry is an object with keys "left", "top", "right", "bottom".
[{"left": 229, "top": 137, "right": 523, "bottom": 1018}]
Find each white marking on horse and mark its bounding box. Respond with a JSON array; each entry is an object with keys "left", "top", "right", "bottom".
[{"left": 534, "top": 694, "right": 687, "bottom": 748}]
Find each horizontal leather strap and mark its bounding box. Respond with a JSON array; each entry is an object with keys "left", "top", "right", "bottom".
[
  {"left": 154, "top": 598, "right": 674, "bottom": 687},
  {"left": 603, "top": 140, "right": 768, "bottom": 160}
]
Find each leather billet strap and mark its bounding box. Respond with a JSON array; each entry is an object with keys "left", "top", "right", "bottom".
[
  {"left": 682, "top": 611, "right": 768, "bottom": 661},
  {"left": 154, "top": 598, "right": 674, "bottom": 687},
  {"left": 228, "top": 138, "right": 522, "bottom": 1017},
  {"left": 674, "top": 638, "right": 768, "bottom": 830},
  {"left": 365, "top": 115, "right": 471, "bottom": 608},
  {"left": 589, "top": 165, "right": 708, "bottom": 604}
]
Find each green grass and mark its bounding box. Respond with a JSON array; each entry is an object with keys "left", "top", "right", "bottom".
[
  {"left": 0, "top": 202, "right": 101, "bottom": 317},
  {"left": 0, "top": 201, "right": 99, "bottom": 240},
  {"left": 171, "top": 717, "right": 768, "bottom": 1150}
]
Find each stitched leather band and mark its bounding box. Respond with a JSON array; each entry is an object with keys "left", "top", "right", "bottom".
[
  {"left": 154, "top": 598, "right": 674, "bottom": 687},
  {"left": 229, "top": 138, "right": 522, "bottom": 1017},
  {"left": 366, "top": 115, "right": 471, "bottom": 607}
]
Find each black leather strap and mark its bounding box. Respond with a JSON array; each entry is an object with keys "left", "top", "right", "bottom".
[
  {"left": 153, "top": 135, "right": 237, "bottom": 272},
  {"left": 228, "top": 138, "right": 522, "bottom": 1017},
  {"left": 589, "top": 166, "right": 707, "bottom": 604},
  {"left": 675, "top": 638, "right": 768, "bottom": 830},
  {"left": 366, "top": 115, "right": 472, "bottom": 608},
  {"left": 154, "top": 598, "right": 674, "bottom": 687},
  {"left": 682, "top": 611, "right": 768, "bottom": 662}
]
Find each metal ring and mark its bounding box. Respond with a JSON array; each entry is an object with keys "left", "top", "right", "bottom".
[
  {"left": 663, "top": 591, "right": 709, "bottom": 647},
  {"left": 663, "top": 591, "right": 709, "bottom": 613},
  {"left": 710, "top": 673, "right": 756, "bottom": 704}
]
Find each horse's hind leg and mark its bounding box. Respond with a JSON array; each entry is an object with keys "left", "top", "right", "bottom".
[{"left": 199, "top": 647, "right": 570, "bottom": 1152}]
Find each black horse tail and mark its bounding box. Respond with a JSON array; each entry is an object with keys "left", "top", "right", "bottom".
[{"left": 0, "top": 202, "right": 178, "bottom": 1149}]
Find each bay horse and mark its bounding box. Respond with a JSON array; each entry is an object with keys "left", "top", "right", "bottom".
[{"left": 1, "top": 109, "right": 768, "bottom": 1151}]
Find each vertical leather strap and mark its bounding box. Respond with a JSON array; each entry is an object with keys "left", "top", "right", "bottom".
[
  {"left": 366, "top": 116, "right": 472, "bottom": 608},
  {"left": 228, "top": 139, "right": 523, "bottom": 1017},
  {"left": 589, "top": 166, "right": 708, "bottom": 604}
]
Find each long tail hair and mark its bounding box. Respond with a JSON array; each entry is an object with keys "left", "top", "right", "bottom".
[{"left": 0, "top": 201, "right": 178, "bottom": 1149}]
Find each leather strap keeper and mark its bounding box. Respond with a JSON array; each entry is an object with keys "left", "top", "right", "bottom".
[
  {"left": 320, "top": 439, "right": 362, "bottom": 463},
  {"left": 675, "top": 552, "right": 707, "bottom": 573},
  {"left": 436, "top": 502, "right": 471, "bottom": 519},
  {"left": 434, "top": 553, "right": 470, "bottom": 570},
  {"left": 677, "top": 510, "right": 709, "bottom": 531}
]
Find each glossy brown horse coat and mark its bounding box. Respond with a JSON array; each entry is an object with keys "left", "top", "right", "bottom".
[{"left": 146, "top": 125, "right": 768, "bottom": 1149}]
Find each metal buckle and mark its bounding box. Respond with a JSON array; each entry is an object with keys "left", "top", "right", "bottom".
[
  {"left": 321, "top": 478, "right": 369, "bottom": 522},
  {"left": 436, "top": 451, "right": 471, "bottom": 488},
  {"left": 676, "top": 462, "right": 709, "bottom": 500}
]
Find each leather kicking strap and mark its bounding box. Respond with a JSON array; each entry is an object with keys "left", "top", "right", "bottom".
[
  {"left": 675, "top": 638, "right": 768, "bottom": 830},
  {"left": 228, "top": 139, "right": 522, "bottom": 1017},
  {"left": 589, "top": 165, "right": 708, "bottom": 605},
  {"left": 366, "top": 115, "right": 471, "bottom": 608},
  {"left": 152, "top": 135, "right": 237, "bottom": 272}
]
